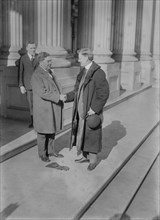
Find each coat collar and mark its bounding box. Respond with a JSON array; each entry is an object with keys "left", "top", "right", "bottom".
[
  {"left": 82, "top": 61, "right": 100, "bottom": 86},
  {"left": 37, "top": 66, "right": 62, "bottom": 93}
]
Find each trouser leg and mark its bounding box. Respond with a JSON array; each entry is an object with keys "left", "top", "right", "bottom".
[
  {"left": 83, "top": 151, "right": 89, "bottom": 159},
  {"left": 89, "top": 152, "right": 97, "bottom": 164},
  {"left": 26, "top": 90, "right": 33, "bottom": 116},
  {"left": 37, "top": 133, "right": 47, "bottom": 157},
  {"left": 46, "top": 133, "right": 55, "bottom": 155}
]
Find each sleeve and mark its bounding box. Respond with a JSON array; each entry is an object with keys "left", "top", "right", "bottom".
[
  {"left": 65, "top": 73, "right": 81, "bottom": 102},
  {"left": 31, "top": 73, "right": 60, "bottom": 104},
  {"left": 91, "top": 70, "right": 109, "bottom": 114},
  {"left": 19, "top": 57, "right": 24, "bottom": 87}
]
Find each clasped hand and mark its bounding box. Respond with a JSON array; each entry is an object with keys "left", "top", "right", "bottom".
[
  {"left": 87, "top": 108, "right": 95, "bottom": 116},
  {"left": 60, "top": 94, "right": 66, "bottom": 102},
  {"left": 20, "top": 86, "right": 26, "bottom": 94}
]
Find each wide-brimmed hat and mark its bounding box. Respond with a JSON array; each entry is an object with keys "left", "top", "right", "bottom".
[{"left": 86, "top": 114, "right": 101, "bottom": 129}]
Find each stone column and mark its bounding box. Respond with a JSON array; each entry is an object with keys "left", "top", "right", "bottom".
[
  {"left": 78, "top": 0, "right": 114, "bottom": 63},
  {"left": 0, "top": 0, "right": 2, "bottom": 54},
  {"left": 36, "top": 0, "right": 71, "bottom": 60},
  {"left": 0, "top": 0, "right": 22, "bottom": 66},
  {"left": 135, "top": 0, "right": 154, "bottom": 85},
  {"left": 113, "top": 0, "right": 141, "bottom": 90},
  {"left": 151, "top": 0, "right": 160, "bottom": 83},
  {"left": 77, "top": 0, "right": 94, "bottom": 49},
  {"left": 21, "top": 0, "right": 37, "bottom": 46},
  {"left": 92, "top": 0, "right": 114, "bottom": 64},
  {"left": 93, "top": 0, "right": 121, "bottom": 100},
  {"left": 77, "top": 0, "right": 120, "bottom": 99}
]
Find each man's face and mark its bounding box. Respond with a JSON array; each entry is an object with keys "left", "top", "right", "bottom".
[
  {"left": 26, "top": 43, "right": 36, "bottom": 56},
  {"left": 78, "top": 53, "right": 88, "bottom": 67},
  {"left": 41, "top": 56, "right": 52, "bottom": 70}
]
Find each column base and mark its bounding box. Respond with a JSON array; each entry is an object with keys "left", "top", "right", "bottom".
[
  {"left": 137, "top": 54, "right": 152, "bottom": 61},
  {"left": 36, "top": 46, "right": 73, "bottom": 67},
  {"left": 120, "top": 61, "right": 141, "bottom": 91},
  {"left": 112, "top": 54, "right": 138, "bottom": 62},
  {"left": 94, "top": 55, "right": 115, "bottom": 64},
  {"left": 152, "top": 59, "right": 160, "bottom": 81},
  {"left": 0, "top": 46, "right": 21, "bottom": 66},
  {"left": 140, "top": 60, "right": 154, "bottom": 85},
  {"left": 36, "top": 46, "right": 68, "bottom": 57},
  {"left": 51, "top": 57, "right": 71, "bottom": 68},
  {"left": 99, "top": 63, "right": 121, "bottom": 100},
  {"left": 93, "top": 50, "right": 114, "bottom": 64}
]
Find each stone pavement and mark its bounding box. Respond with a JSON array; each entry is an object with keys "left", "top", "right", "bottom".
[
  {"left": 0, "top": 117, "right": 31, "bottom": 147},
  {"left": 0, "top": 86, "right": 159, "bottom": 220},
  {"left": 0, "top": 85, "right": 152, "bottom": 163}
]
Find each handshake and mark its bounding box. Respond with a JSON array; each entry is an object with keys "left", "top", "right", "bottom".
[{"left": 59, "top": 94, "right": 67, "bottom": 102}]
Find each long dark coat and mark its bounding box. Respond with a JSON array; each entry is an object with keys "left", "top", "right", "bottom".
[
  {"left": 66, "top": 61, "right": 109, "bottom": 153},
  {"left": 31, "top": 66, "right": 63, "bottom": 134}
]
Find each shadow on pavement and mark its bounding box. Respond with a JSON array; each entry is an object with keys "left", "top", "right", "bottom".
[
  {"left": 0, "top": 203, "right": 19, "bottom": 220},
  {"left": 54, "top": 120, "right": 126, "bottom": 162},
  {"left": 54, "top": 130, "right": 71, "bottom": 153},
  {"left": 98, "top": 120, "right": 127, "bottom": 161},
  {"left": 109, "top": 213, "right": 131, "bottom": 220}
]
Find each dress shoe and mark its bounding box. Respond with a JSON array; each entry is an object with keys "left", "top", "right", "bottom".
[
  {"left": 87, "top": 163, "right": 97, "bottom": 171},
  {"left": 40, "top": 156, "right": 50, "bottom": 162},
  {"left": 49, "top": 153, "right": 64, "bottom": 158},
  {"left": 75, "top": 157, "right": 89, "bottom": 163}
]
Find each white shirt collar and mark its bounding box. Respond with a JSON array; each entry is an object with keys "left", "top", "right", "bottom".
[
  {"left": 28, "top": 53, "right": 34, "bottom": 60},
  {"left": 85, "top": 61, "right": 92, "bottom": 71}
]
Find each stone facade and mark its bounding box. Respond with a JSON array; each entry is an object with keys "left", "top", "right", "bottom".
[{"left": 0, "top": 0, "right": 159, "bottom": 120}]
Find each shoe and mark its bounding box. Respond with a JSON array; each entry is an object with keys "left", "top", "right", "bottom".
[
  {"left": 75, "top": 157, "right": 89, "bottom": 163},
  {"left": 40, "top": 156, "right": 50, "bottom": 162},
  {"left": 87, "top": 163, "right": 97, "bottom": 171},
  {"left": 49, "top": 153, "right": 64, "bottom": 158}
]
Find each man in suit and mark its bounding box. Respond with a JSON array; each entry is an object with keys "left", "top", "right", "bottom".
[
  {"left": 65, "top": 48, "right": 109, "bottom": 170},
  {"left": 19, "top": 42, "right": 37, "bottom": 127}
]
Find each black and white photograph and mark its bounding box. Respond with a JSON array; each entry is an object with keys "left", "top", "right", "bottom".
[{"left": 0, "top": 0, "right": 159, "bottom": 219}]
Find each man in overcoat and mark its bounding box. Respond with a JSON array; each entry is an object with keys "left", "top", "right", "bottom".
[
  {"left": 19, "top": 41, "right": 37, "bottom": 127},
  {"left": 31, "top": 52, "right": 65, "bottom": 162},
  {"left": 65, "top": 48, "right": 109, "bottom": 170}
]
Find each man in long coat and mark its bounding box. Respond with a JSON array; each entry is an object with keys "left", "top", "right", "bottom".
[
  {"left": 65, "top": 48, "right": 109, "bottom": 170},
  {"left": 31, "top": 52, "right": 65, "bottom": 162}
]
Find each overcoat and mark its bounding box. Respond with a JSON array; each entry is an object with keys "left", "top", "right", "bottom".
[
  {"left": 66, "top": 62, "right": 109, "bottom": 153},
  {"left": 31, "top": 66, "right": 63, "bottom": 134}
]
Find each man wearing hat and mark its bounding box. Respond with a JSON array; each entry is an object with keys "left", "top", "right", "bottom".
[{"left": 65, "top": 48, "right": 109, "bottom": 170}]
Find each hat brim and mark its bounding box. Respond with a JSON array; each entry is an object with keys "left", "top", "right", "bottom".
[{"left": 86, "top": 114, "right": 101, "bottom": 129}]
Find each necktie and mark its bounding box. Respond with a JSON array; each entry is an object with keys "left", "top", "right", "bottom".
[
  {"left": 31, "top": 56, "right": 35, "bottom": 66},
  {"left": 31, "top": 55, "right": 34, "bottom": 61}
]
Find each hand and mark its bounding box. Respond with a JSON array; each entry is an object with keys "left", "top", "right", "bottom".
[
  {"left": 20, "top": 86, "right": 26, "bottom": 94},
  {"left": 87, "top": 108, "right": 95, "bottom": 116},
  {"left": 59, "top": 94, "right": 66, "bottom": 102}
]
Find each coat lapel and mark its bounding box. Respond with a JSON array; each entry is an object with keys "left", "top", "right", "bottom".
[
  {"left": 83, "top": 62, "right": 100, "bottom": 88},
  {"left": 39, "top": 67, "right": 60, "bottom": 92}
]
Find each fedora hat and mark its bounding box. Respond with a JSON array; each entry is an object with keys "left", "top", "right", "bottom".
[{"left": 86, "top": 114, "right": 101, "bottom": 129}]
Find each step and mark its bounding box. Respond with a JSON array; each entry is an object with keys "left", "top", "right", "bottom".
[
  {"left": 0, "top": 85, "right": 152, "bottom": 163},
  {"left": 125, "top": 156, "right": 160, "bottom": 219},
  {"left": 1, "top": 120, "right": 159, "bottom": 219},
  {"left": 0, "top": 86, "right": 159, "bottom": 219},
  {"left": 81, "top": 125, "right": 160, "bottom": 220}
]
